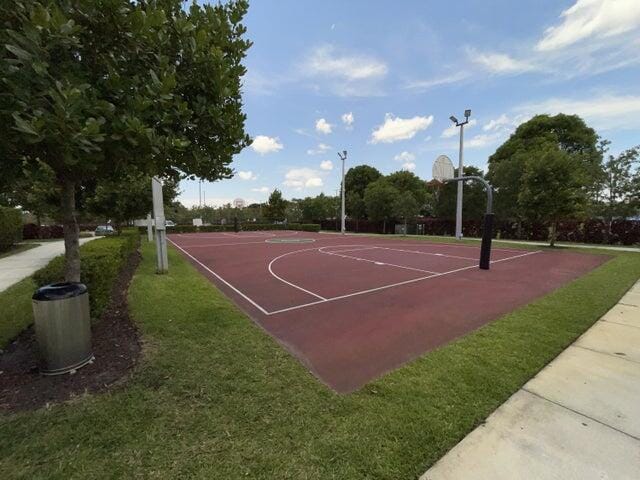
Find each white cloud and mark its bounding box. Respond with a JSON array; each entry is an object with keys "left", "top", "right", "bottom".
[
  {"left": 466, "top": 132, "right": 505, "bottom": 149},
  {"left": 483, "top": 114, "right": 512, "bottom": 132},
  {"left": 251, "top": 135, "right": 283, "bottom": 155},
  {"left": 251, "top": 186, "right": 270, "bottom": 193},
  {"left": 304, "top": 45, "right": 387, "bottom": 81},
  {"left": 515, "top": 93, "right": 640, "bottom": 131},
  {"left": 307, "top": 143, "right": 332, "bottom": 155},
  {"left": 237, "top": 170, "right": 257, "bottom": 181},
  {"left": 468, "top": 49, "right": 534, "bottom": 74},
  {"left": 401, "top": 162, "right": 416, "bottom": 171},
  {"left": 320, "top": 160, "right": 333, "bottom": 171},
  {"left": 371, "top": 114, "right": 434, "bottom": 144},
  {"left": 394, "top": 151, "right": 415, "bottom": 163},
  {"left": 283, "top": 168, "right": 324, "bottom": 190},
  {"left": 341, "top": 112, "right": 354, "bottom": 129},
  {"left": 404, "top": 72, "right": 470, "bottom": 91},
  {"left": 536, "top": 0, "right": 640, "bottom": 51},
  {"left": 441, "top": 118, "right": 477, "bottom": 138},
  {"left": 315, "top": 118, "right": 333, "bottom": 135},
  {"left": 301, "top": 45, "right": 388, "bottom": 97}
]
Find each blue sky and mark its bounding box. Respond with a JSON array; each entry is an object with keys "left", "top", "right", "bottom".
[{"left": 179, "top": 0, "right": 640, "bottom": 207}]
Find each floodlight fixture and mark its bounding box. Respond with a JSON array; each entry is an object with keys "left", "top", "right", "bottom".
[
  {"left": 449, "top": 115, "right": 458, "bottom": 124},
  {"left": 464, "top": 109, "right": 471, "bottom": 118}
]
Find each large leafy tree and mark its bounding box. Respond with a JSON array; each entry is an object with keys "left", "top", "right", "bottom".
[
  {"left": 592, "top": 144, "right": 640, "bottom": 235},
  {"left": 364, "top": 178, "right": 398, "bottom": 233},
  {"left": 86, "top": 170, "right": 178, "bottom": 229},
  {"left": 431, "top": 166, "right": 488, "bottom": 220},
  {"left": 264, "top": 189, "right": 287, "bottom": 222},
  {"left": 345, "top": 164, "right": 382, "bottom": 221},
  {"left": 299, "top": 193, "right": 337, "bottom": 223},
  {"left": 0, "top": 0, "right": 251, "bottom": 281},
  {"left": 518, "top": 145, "right": 588, "bottom": 246},
  {"left": 487, "top": 114, "right": 601, "bottom": 222},
  {"left": 392, "top": 191, "right": 420, "bottom": 234},
  {"left": 386, "top": 170, "right": 429, "bottom": 207}
]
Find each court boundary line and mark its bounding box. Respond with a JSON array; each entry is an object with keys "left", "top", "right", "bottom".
[
  {"left": 169, "top": 237, "right": 542, "bottom": 316},
  {"left": 318, "top": 246, "right": 441, "bottom": 275}
]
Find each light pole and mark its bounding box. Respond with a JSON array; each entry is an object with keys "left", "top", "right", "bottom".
[
  {"left": 337, "top": 150, "right": 347, "bottom": 235},
  {"left": 449, "top": 109, "right": 471, "bottom": 240}
]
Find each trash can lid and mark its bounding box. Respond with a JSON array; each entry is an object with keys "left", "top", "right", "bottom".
[{"left": 32, "top": 282, "right": 88, "bottom": 301}]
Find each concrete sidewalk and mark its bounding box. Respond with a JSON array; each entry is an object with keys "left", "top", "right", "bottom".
[
  {"left": 0, "top": 238, "right": 96, "bottom": 293},
  {"left": 422, "top": 280, "right": 640, "bottom": 480}
]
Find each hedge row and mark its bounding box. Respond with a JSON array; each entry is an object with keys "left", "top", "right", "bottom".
[
  {"left": 33, "top": 230, "right": 140, "bottom": 319},
  {"left": 321, "top": 218, "right": 640, "bottom": 245},
  {"left": 0, "top": 207, "right": 22, "bottom": 251},
  {"left": 139, "top": 223, "right": 321, "bottom": 234}
]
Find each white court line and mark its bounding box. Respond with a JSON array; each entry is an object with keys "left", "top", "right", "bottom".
[
  {"left": 318, "top": 247, "right": 440, "bottom": 275},
  {"left": 267, "top": 249, "right": 542, "bottom": 315},
  {"left": 373, "top": 246, "right": 477, "bottom": 261},
  {"left": 170, "top": 237, "right": 543, "bottom": 316},
  {"left": 167, "top": 238, "right": 271, "bottom": 315},
  {"left": 183, "top": 240, "right": 273, "bottom": 248},
  {"left": 267, "top": 250, "right": 327, "bottom": 301}
]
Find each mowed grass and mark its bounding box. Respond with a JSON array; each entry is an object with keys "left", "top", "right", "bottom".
[
  {"left": 1, "top": 241, "right": 639, "bottom": 479},
  {"left": 0, "top": 277, "right": 35, "bottom": 347}
]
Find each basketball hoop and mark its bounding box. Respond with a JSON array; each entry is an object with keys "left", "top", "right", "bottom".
[{"left": 432, "top": 155, "right": 454, "bottom": 183}]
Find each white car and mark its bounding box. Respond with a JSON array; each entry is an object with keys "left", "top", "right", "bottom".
[{"left": 165, "top": 220, "right": 176, "bottom": 227}]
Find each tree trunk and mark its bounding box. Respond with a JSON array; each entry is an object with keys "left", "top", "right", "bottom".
[
  {"left": 549, "top": 221, "right": 557, "bottom": 247},
  {"left": 61, "top": 179, "right": 81, "bottom": 282},
  {"left": 404, "top": 218, "right": 408, "bottom": 236},
  {"left": 382, "top": 219, "right": 386, "bottom": 234}
]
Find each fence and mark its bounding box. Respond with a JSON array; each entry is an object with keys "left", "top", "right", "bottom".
[{"left": 320, "top": 218, "right": 640, "bottom": 245}]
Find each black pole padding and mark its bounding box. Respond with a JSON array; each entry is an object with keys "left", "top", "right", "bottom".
[{"left": 479, "top": 213, "right": 494, "bottom": 270}]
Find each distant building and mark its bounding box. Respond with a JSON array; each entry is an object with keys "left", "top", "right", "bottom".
[{"left": 233, "top": 198, "right": 246, "bottom": 209}]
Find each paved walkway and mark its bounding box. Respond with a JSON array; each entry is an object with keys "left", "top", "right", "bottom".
[
  {"left": 422, "top": 280, "right": 640, "bottom": 480},
  {"left": 0, "top": 238, "right": 96, "bottom": 293}
]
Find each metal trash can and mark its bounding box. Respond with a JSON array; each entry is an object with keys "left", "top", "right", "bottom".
[{"left": 32, "top": 282, "right": 94, "bottom": 375}]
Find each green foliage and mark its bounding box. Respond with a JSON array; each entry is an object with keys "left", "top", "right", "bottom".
[
  {"left": 518, "top": 146, "right": 588, "bottom": 245},
  {"left": 345, "top": 165, "right": 382, "bottom": 199},
  {"left": 487, "top": 114, "right": 601, "bottom": 220},
  {"left": 392, "top": 191, "right": 420, "bottom": 226},
  {"left": 0, "top": 276, "right": 35, "bottom": 348},
  {"left": 0, "top": 206, "right": 23, "bottom": 251},
  {"left": 148, "top": 223, "right": 320, "bottom": 234},
  {"left": 32, "top": 231, "right": 140, "bottom": 318},
  {"left": 264, "top": 189, "right": 287, "bottom": 222},
  {"left": 592, "top": 144, "right": 640, "bottom": 222},
  {"left": 0, "top": 0, "right": 251, "bottom": 279},
  {"left": 86, "top": 170, "right": 178, "bottom": 226},
  {"left": 431, "top": 166, "right": 488, "bottom": 220},
  {"left": 386, "top": 170, "right": 429, "bottom": 207},
  {"left": 298, "top": 193, "right": 338, "bottom": 222},
  {"left": 364, "top": 178, "right": 398, "bottom": 227},
  {"left": 346, "top": 191, "right": 366, "bottom": 220}
]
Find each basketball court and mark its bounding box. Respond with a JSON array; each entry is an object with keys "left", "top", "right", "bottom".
[{"left": 169, "top": 230, "right": 607, "bottom": 392}]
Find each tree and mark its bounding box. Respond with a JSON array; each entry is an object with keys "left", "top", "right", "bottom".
[
  {"left": 299, "top": 193, "right": 337, "bottom": 223},
  {"left": 285, "top": 199, "right": 303, "bottom": 223},
  {"left": 0, "top": 0, "right": 251, "bottom": 281},
  {"left": 386, "top": 170, "right": 429, "bottom": 207},
  {"left": 345, "top": 165, "right": 382, "bottom": 199},
  {"left": 392, "top": 191, "right": 420, "bottom": 234},
  {"left": 517, "top": 145, "right": 587, "bottom": 246},
  {"left": 593, "top": 145, "right": 640, "bottom": 237},
  {"left": 264, "top": 189, "right": 287, "bottom": 222},
  {"left": 431, "top": 166, "right": 488, "bottom": 220},
  {"left": 346, "top": 191, "right": 366, "bottom": 231},
  {"left": 364, "top": 179, "right": 398, "bottom": 233},
  {"left": 86, "top": 170, "right": 178, "bottom": 229},
  {"left": 487, "top": 114, "right": 602, "bottom": 224}
]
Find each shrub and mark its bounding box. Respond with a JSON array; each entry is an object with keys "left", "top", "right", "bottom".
[
  {"left": 0, "top": 207, "right": 23, "bottom": 251},
  {"left": 33, "top": 230, "right": 140, "bottom": 319},
  {"left": 22, "top": 223, "right": 64, "bottom": 240},
  {"left": 140, "top": 223, "right": 321, "bottom": 234}
]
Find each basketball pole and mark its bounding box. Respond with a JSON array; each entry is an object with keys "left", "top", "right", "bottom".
[
  {"left": 338, "top": 150, "right": 347, "bottom": 235},
  {"left": 449, "top": 110, "right": 471, "bottom": 240}
]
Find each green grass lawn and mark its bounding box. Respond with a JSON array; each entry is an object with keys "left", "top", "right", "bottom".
[
  {"left": 0, "top": 277, "right": 36, "bottom": 348},
  {"left": 1, "top": 241, "right": 639, "bottom": 479},
  {"left": 0, "top": 243, "right": 39, "bottom": 260}
]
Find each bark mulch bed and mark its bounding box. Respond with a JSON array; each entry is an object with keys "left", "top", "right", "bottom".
[{"left": 0, "top": 250, "right": 142, "bottom": 413}]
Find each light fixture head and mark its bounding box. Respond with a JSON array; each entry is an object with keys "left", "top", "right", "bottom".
[
  {"left": 464, "top": 109, "right": 471, "bottom": 118},
  {"left": 343, "top": 150, "right": 347, "bottom": 157},
  {"left": 449, "top": 115, "right": 458, "bottom": 124}
]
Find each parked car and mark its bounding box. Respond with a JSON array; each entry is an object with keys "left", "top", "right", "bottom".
[
  {"left": 95, "top": 225, "right": 115, "bottom": 236},
  {"left": 165, "top": 220, "right": 176, "bottom": 227}
]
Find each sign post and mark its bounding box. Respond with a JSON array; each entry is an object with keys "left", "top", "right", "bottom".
[
  {"left": 146, "top": 213, "right": 153, "bottom": 243},
  {"left": 152, "top": 177, "right": 168, "bottom": 273}
]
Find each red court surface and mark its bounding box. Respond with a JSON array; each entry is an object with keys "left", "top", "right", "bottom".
[{"left": 169, "top": 231, "right": 608, "bottom": 393}]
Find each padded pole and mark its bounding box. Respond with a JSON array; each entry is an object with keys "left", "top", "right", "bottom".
[{"left": 479, "top": 213, "right": 494, "bottom": 270}]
